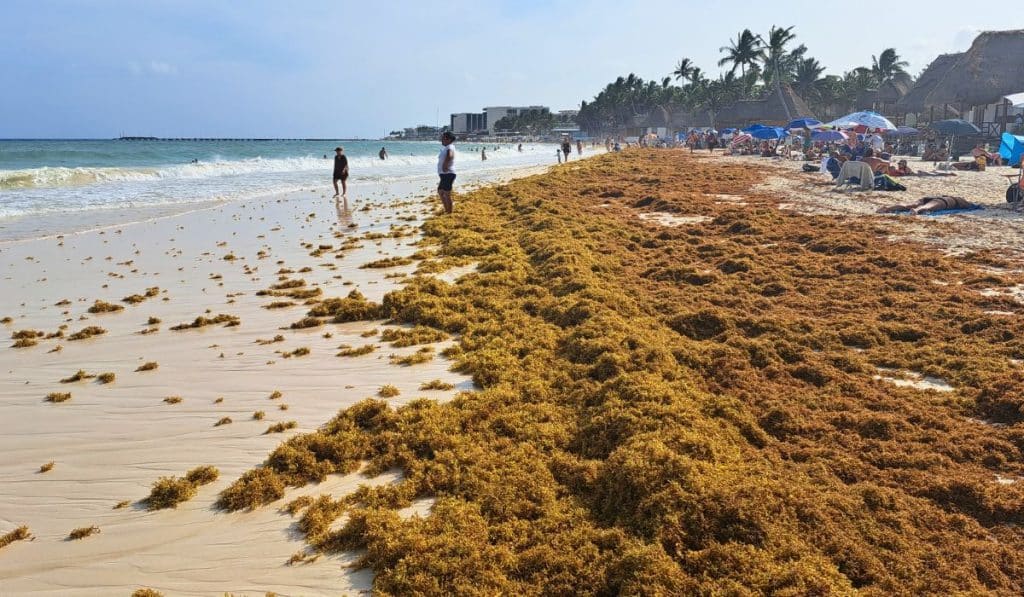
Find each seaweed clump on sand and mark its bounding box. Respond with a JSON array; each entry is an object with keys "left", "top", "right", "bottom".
[
  {"left": 11, "top": 329, "right": 44, "bottom": 348},
  {"left": 88, "top": 300, "right": 123, "bottom": 314},
  {"left": 216, "top": 151, "right": 1024, "bottom": 595},
  {"left": 131, "top": 590, "right": 164, "bottom": 597},
  {"left": 170, "top": 314, "right": 240, "bottom": 330},
  {"left": 380, "top": 325, "right": 448, "bottom": 347},
  {"left": 67, "top": 326, "right": 107, "bottom": 341},
  {"left": 304, "top": 289, "right": 382, "bottom": 323},
  {"left": 67, "top": 525, "right": 100, "bottom": 540},
  {"left": 144, "top": 465, "right": 220, "bottom": 510},
  {"left": 0, "top": 526, "right": 32, "bottom": 550}
]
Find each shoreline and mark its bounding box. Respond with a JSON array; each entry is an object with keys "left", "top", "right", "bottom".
[{"left": 0, "top": 158, "right": 565, "bottom": 594}]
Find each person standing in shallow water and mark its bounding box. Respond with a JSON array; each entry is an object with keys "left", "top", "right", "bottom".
[
  {"left": 332, "top": 147, "right": 349, "bottom": 197},
  {"left": 436, "top": 132, "right": 456, "bottom": 214}
]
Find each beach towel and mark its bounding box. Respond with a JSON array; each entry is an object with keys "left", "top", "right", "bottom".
[
  {"left": 922, "top": 206, "right": 984, "bottom": 216},
  {"left": 835, "top": 161, "right": 874, "bottom": 190},
  {"left": 873, "top": 174, "right": 906, "bottom": 191}
]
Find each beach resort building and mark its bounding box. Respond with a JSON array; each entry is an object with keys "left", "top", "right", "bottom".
[
  {"left": 450, "top": 112, "right": 488, "bottom": 135},
  {"left": 484, "top": 106, "right": 549, "bottom": 133}
]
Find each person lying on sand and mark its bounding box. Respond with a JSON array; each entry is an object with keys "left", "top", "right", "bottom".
[
  {"left": 877, "top": 195, "right": 979, "bottom": 215},
  {"left": 890, "top": 159, "right": 957, "bottom": 177}
]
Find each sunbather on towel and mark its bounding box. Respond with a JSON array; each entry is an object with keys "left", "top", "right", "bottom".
[
  {"left": 877, "top": 195, "right": 979, "bottom": 215},
  {"left": 891, "top": 159, "right": 957, "bottom": 177}
]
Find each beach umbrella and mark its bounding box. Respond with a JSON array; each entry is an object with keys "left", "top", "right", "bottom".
[
  {"left": 729, "top": 133, "right": 753, "bottom": 146},
  {"left": 825, "top": 111, "right": 897, "bottom": 131},
  {"left": 890, "top": 126, "right": 919, "bottom": 136},
  {"left": 786, "top": 117, "right": 823, "bottom": 130},
  {"left": 1004, "top": 92, "right": 1024, "bottom": 108},
  {"left": 750, "top": 127, "right": 788, "bottom": 140},
  {"left": 999, "top": 132, "right": 1024, "bottom": 167},
  {"left": 811, "top": 129, "right": 847, "bottom": 142},
  {"left": 929, "top": 119, "right": 981, "bottom": 136},
  {"left": 742, "top": 124, "right": 769, "bottom": 133},
  {"left": 721, "top": 128, "right": 737, "bottom": 134}
]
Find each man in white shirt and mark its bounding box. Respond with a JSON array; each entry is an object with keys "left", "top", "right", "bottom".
[
  {"left": 869, "top": 129, "right": 885, "bottom": 153},
  {"left": 437, "top": 132, "right": 456, "bottom": 214}
]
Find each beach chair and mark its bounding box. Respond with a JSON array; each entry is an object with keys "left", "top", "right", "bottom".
[{"left": 834, "top": 161, "right": 874, "bottom": 191}]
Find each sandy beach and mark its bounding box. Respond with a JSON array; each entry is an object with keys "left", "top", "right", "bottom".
[
  {"left": 3, "top": 148, "right": 1024, "bottom": 595},
  {"left": 0, "top": 165, "right": 542, "bottom": 595}
]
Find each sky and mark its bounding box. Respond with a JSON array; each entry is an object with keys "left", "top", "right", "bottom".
[{"left": 1, "top": 0, "right": 1017, "bottom": 138}]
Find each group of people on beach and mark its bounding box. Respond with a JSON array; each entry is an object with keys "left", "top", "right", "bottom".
[{"left": 332, "top": 133, "right": 458, "bottom": 214}]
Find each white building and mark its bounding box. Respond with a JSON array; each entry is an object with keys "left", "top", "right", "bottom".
[
  {"left": 484, "top": 106, "right": 549, "bottom": 133},
  {"left": 450, "top": 112, "right": 488, "bottom": 135}
]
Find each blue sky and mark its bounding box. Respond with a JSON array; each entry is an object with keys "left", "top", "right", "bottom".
[{"left": 0, "top": 1, "right": 1015, "bottom": 138}]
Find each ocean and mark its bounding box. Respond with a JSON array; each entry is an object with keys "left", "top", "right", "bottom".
[{"left": 0, "top": 139, "right": 555, "bottom": 240}]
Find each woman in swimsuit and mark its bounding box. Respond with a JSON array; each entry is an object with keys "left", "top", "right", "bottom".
[{"left": 877, "top": 195, "right": 978, "bottom": 215}]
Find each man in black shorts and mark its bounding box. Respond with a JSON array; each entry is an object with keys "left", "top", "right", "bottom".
[
  {"left": 437, "top": 132, "right": 456, "bottom": 213},
  {"left": 332, "top": 146, "right": 349, "bottom": 197}
]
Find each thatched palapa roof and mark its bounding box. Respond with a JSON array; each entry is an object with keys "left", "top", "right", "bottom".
[
  {"left": 918, "top": 30, "right": 1024, "bottom": 108},
  {"left": 897, "top": 53, "right": 964, "bottom": 111},
  {"left": 876, "top": 75, "right": 913, "bottom": 104},
  {"left": 715, "top": 84, "right": 813, "bottom": 127}
]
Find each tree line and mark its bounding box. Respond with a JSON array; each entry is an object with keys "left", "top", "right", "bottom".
[{"left": 576, "top": 26, "right": 910, "bottom": 135}]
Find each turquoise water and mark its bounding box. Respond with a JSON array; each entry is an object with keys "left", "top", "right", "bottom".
[{"left": 0, "top": 139, "right": 548, "bottom": 221}]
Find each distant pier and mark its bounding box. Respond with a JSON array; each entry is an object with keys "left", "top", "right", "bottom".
[{"left": 116, "top": 137, "right": 347, "bottom": 142}]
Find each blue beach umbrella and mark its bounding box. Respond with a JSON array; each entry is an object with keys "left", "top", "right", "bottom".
[
  {"left": 999, "top": 132, "right": 1024, "bottom": 167},
  {"left": 742, "top": 124, "right": 769, "bottom": 133},
  {"left": 930, "top": 119, "right": 981, "bottom": 136},
  {"left": 890, "top": 126, "right": 919, "bottom": 136},
  {"left": 825, "top": 111, "right": 897, "bottom": 131},
  {"left": 786, "top": 117, "right": 823, "bottom": 130},
  {"left": 811, "top": 129, "right": 847, "bottom": 142},
  {"left": 750, "top": 127, "right": 788, "bottom": 140}
]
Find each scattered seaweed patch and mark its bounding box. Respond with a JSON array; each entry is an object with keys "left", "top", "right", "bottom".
[
  {"left": 253, "top": 411, "right": 266, "bottom": 420},
  {"left": 135, "top": 361, "right": 158, "bottom": 372},
  {"left": 290, "top": 316, "right": 323, "bottom": 329},
  {"left": 269, "top": 391, "right": 283, "bottom": 400},
  {"left": 389, "top": 346, "right": 435, "bottom": 366},
  {"left": 11, "top": 337, "right": 38, "bottom": 348},
  {"left": 381, "top": 326, "right": 449, "bottom": 347},
  {"left": 60, "top": 369, "right": 95, "bottom": 383},
  {"left": 337, "top": 344, "right": 377, "bottom": 357},
  {"left": 284, "top": 495, "right": 314, "bottom": 516},
  {"left": 39, "top": 461, "right": 55, "bottom": 473},
  {"left": 419, "top": 380, "right": 455, "bottom": 391},
  {"left": 282, "top": 347, "right": 310, "bottom": 358},
  {"left": 360, "top": 328, "right": 379, "bottom": 338},
  {"left": 264, "top": 421, "right": 298, "bottom": 434},
  {"left": 265, "top": 301, "right": 296, "bottom": 309},
  {"left": 215, "top": 468, "right": 285, "bottom": 511},
  {"left": 96, "top": 372, "right": 116, "bottom": 384},
  {"left": 144, "top": 466, "right": 219, "bottom": 510},
  {"left": 147, "top": 317, "right": 162, "bottom": 325},
  {"left": 170, "top": 314, "right": 240, "bottom": 330},
  {"left": 113, "top": 500, "right": 130, "bottom": 510},
  {"left": 122, "top": 288, "right": 159, "bottom": 304},
  {"left": 131, "top": 589, "right": 164, "bottom": 597},
  {"left": 360, "top": 256, "right": 414, "bottom": 269},
  {"left": 0, "top": 526, "right": 31, "bottom": 550},
  {"left": 215, "top": 417, "right": 233, "bottom": 427},
  {"left": 378, "top": 384, "right": 400, "bottom": 398},
  {"left": 45, "top": 392, "right": 71, "bottom": 403},
  {"left": 67, "top": 526, "right": 100, "bottom": 540},
  {"left": 257, "top": 334, "right": 286, "bottom": 345},
  {"left": 88, "top": 300, "right": 123, "bottom": 314},
  {"left": 305, "top": 289, "right": 382, "bottom": 323},
  {"left": 67, "top": 326, "right": 107, "bottom": 341},
  {"left": 12, "top": 329, "right": 43, "bottom": 347},
  {"left": 163, "top": 396, "right": 182, "bottom": 405}
]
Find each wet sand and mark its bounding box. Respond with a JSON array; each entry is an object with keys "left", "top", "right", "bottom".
[{"left": 0, "top": 167, "right": 542, "bottom": 595}]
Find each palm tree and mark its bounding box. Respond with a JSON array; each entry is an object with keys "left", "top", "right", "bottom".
[
  {"left": 793, "top": 57, "right": 825, "bottom": 103},
  {"left": 718, "top": 29, "right": 763, "bottom": 78},
  {"left": 870, "top": 48, "right": 909, "bottom": 84},
  {"left": 672, "top": 58, "right": 695, "bottom": 85},
  {"left": 759, "top": 25, "right": 797, "bottom": 86}
]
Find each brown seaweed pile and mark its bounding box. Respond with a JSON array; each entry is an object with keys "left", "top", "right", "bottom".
[{"left": 219, "top": 150, "right": 1024, "bottom": 594}]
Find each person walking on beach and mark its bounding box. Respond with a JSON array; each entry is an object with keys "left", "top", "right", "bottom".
[
  {"left": 561, "top": 137, "right": 572, "bottom": 162},
  {"left": 437, "top": 132, "right": 456, "bottom": 214},
  {"left": 332, "top": 146, "right": 349, "bottom": 197},
  {"left": 576, "top": 140, "right": 583, "bottom": 156}
]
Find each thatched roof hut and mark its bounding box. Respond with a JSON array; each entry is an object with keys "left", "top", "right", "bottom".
[
  {"left": 715, "top": 84, "right": 813, "bottom": 128},
  {"left": 926, "top": 30, "right": 1024, "bottom": 107},
  {"left": 897, "top": 53, "right": 964, "bottom": 112},
  {"left": 876, "top": 75, "right": 913, "bottom": 105}
]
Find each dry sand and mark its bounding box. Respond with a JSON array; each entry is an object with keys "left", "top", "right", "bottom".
[
  {"left": 725, "top": 153, "right": 1024, "bottom": 256},
  {"left": 0, "top": 167, "right": 545, "bottom": 595}
]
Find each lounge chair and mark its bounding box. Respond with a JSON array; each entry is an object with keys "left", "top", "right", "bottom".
[{"left": 834, "top": 161, "right": 874, "bottom": 191}]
